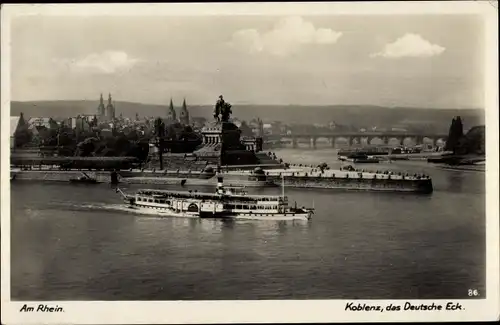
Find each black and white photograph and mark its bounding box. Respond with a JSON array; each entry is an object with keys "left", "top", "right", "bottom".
[{"left": 1, "top": 2, "right": 498, "bottom": 324}]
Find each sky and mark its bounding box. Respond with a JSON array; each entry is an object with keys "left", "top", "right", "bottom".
[{"left": 10, "top": 14, "right": 485, "bottom": 108}]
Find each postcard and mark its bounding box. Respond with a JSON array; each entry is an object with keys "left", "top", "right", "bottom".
[{"left": 1, "top": 2, "right": 498, "bottom": 324}]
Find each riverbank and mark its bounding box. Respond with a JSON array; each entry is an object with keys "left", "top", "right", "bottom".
[
  {"left": 9, "top": 169, "right": 276, "bottom": 187},
  {"left": 10, "top": 169, "right": 207, "bottom": 184},
  {"left": 373, "top": 152, "right": 447, "bottom": 161}
]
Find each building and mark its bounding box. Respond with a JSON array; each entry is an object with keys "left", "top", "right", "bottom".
[
  {"left": 191, "top": 116, "right": 207, "bottom": 129},
  {"left": 105, "top": 93, "right": 115, "bottom": 120},
  {"left": 164, "top": 98, "right": 191, "bottom": 125},
  {"left": 167, "top": 98, "right": 177, "bottom": 122},
  {"left": 179, "top": 98, "right": 190, "bottom": 125},
  {"left": 96, "top": 93, "right": 115, "bottom": 121},
  {"left": 69, "top": 115, "right": 96, "bottom": 135},
  {"left": 201, "top": 123, "right": 224, "bottom": 146},
  {"left": 27, "top": 117, "right": 59, "bottom": 130},
  {"left": 97, "top": 93, "right": 106, "bottom": 120},
  {"left": 28, "top": 124, "right": 51, "bottom": 145},
  {"left": 100, "top": 128, "right": 113, "bottom": 138},
  {"left": 10, "top": 113, "right": 29, "bottom": 149}
]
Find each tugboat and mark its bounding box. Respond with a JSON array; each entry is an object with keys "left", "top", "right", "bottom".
[
  {"left": 69, "top": 172, "right": 98, "bottom": 184},
  {"left": 10, "top": 167, "right": 21, "bottom": 181},
  {"left": 115, "top": 176, "right": 314, "bottom": 221}
]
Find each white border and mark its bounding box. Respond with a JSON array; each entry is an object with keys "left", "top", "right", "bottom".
[{"left": 1, "top": 2, "right": 499, "bottom": 324}]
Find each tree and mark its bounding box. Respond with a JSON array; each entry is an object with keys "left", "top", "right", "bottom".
[
  {"left": 445, "top": 116, "right": 464, "bottom": 153},
  {"left": 127, "top": 140, "right": 149, "bottom": 161},
  {"left": 154, "top": 117, "right": 166, "bottom": 169},
  {"left": 126, "top": 129, "right": 140, "bottom": 142},
  {"left": 75, "top": 137, "right": 99, "bottom": 157},
  {"left": 154, "top": 117, "right": 166, "bottom": 138},
  {"left": 454, "top": 125, "right": 485, "bottom": 156},
  {"left": 455, "top": 116, "right": 464, "bottom": 139}
]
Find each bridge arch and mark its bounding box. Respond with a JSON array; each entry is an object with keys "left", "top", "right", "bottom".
[
  {"left": 366, "top": 136, "right": 384, "bottom": 145},
  {"left": 331, "top": 136, "right": 350, "bottom": 148},
  {"left": 387, "top": 137, "right": 403, "bottom": 146},
  {"left": 315, "top": 136, "right": 331, "bottom": 144}
]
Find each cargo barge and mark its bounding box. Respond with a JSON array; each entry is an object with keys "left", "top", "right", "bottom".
[{"left": 255, "top": 167, "right": 432, "bottom": 194}]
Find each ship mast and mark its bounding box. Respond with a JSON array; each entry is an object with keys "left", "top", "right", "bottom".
[{"left": 281, "top": 173, "right": 285, "bottom": 200}]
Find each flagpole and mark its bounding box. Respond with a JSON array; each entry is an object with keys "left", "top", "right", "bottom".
[{"left": 281, "top": 173, "right": 285, "bottom": 200}]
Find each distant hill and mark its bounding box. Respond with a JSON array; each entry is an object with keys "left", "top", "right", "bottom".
[{"left": 10, "top": 100, "right": 485, "bottom": 133}]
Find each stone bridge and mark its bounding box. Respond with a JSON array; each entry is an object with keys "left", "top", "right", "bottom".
[{"left": 265, "top": 131, "right": 448, "bottom": 149}]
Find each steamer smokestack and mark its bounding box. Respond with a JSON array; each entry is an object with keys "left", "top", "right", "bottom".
[{"left": 217, "top": 176, "right": 224, "bottom": 194}]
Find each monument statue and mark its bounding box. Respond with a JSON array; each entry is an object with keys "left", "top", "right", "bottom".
[{"left": 214, "top": 95, "right": 232, "bottom": 123}]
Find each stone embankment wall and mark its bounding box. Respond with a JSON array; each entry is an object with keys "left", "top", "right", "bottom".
[
  {"left": 148, "top": 155, "right": 212, "bottom": 171},
  {"left": 11, "top": 169, "right": 215, "bottom": 183},
  {"left": 12, "top": 170, "right": 112, "bottom": 182}
]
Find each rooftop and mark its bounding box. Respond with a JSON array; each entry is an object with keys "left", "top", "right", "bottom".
[{"left": 10, "top": 116, "right": 20, "bottom": 137}]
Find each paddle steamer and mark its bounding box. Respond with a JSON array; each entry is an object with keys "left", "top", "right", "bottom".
[{"left": 115, "top": 176, "right": 314, "bottom": 220}]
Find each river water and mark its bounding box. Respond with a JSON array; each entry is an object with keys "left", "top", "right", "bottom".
[{"left": 10, "top": 149, "right": 485, "bottom": 300}]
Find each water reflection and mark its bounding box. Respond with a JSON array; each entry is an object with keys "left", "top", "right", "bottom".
[
  {"left": 221, "top": 218, "right": 235, "bottom": 230},
  {"left": 276, "top": 220, "right": 288, "bottom": 234},
  {"left": 188, "top": 218, "right": 201, "bottom": 231},
  {"left": 445, "top": 172, "right": 464, "bottom": 193},
  {"left": 198, "top": 219, "right": 221, "bottom": 234}
]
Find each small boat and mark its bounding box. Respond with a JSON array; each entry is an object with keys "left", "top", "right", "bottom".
[
  {"left": 10, "top": 168, "right": 21, "bottom": 181},
  {"left": 69, "top": 172, "right": 98, "bottom": 184},
  {"left": 115, "top": 175, "right": 314, "bottom": 220},
  {"left": 69, "top": 176, "right": 98, "bottom": 184}
]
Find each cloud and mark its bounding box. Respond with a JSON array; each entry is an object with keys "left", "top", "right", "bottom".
[
  {"left": 371, "top": 33, "right": 445, "bottom": 58},
  {"left": 230, "top": 16, "right": 342, "bottom": 56},
  {"left": 56, "top": 51, "right": 140, "bottom": 74}
]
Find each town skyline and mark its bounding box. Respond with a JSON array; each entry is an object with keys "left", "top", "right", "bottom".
[
  {"left": 11, "top": 98, "right": 485, "bottom": 110},
  {"left": 11, "top": 14, "right": 484, "bottom": 109}
]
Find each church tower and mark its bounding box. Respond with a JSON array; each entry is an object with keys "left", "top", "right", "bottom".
[
  {"left": 179, "top": 98, "right": 190, "bottom": 125},
  {"left": 97, "top": 93, "right": 105, "bottom": 120},
  {"left": 106, "top": 93, "right": 115, "bottom": 120},
  {"left": 167, "top": 98, "right": 177, "bottom": 122}
]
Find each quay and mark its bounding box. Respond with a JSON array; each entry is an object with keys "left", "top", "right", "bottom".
[{"left": 11, "top": 162, "right": 434, "bottom": 194}]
